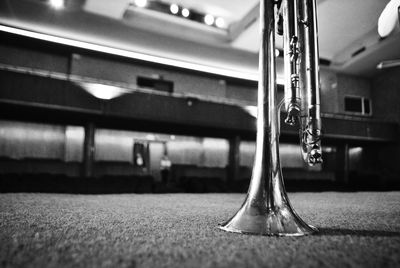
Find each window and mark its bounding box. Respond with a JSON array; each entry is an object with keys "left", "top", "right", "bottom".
[
  {"left": 344, "top": 96, "right": 372, "bottom": 115},
  {"left": 137, "top": 76, "right": 174, "bottom": 93}
]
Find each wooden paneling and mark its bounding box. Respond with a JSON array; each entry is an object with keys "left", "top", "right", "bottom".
[
  {"left": 0, "top": 120, "right": 65, "bottom": 160},
  {"left": 95, "top": 129, "right": 135, "bottom": 162},
  {"left": 0, "top": 120, "right": 84, "bottom": 163},
  {"left": 65, "top": 126, "right": 84, "bottom": 162}
]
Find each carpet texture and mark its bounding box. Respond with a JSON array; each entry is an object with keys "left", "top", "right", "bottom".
[{"left": 0, "top": 192, "right": 399, "bottom": 268}]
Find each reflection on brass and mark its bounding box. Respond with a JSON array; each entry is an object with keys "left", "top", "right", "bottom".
[{"left": 219, "top": 0, "right": 322, "bottom": 236}]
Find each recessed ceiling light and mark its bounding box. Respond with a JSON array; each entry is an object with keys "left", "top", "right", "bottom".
[
  {"left": 49, "top": 0, "right": 64, "bottom": 9},
  {"left": 134, "top": 0, "right": 148, "bottom": 8},
  {"left": 181, "top": 8, "right": 190, "bottom": 18},
  {"left": 170, "top": 4, "right": 179, "bottom": 14},
  {"left": 204, "top": 14, "right": 215, "bottom": 26},
  {"left": 215, "top": 17, "right": 225, "bottom": 28}
]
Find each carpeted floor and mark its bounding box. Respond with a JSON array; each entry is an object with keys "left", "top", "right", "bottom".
[{"left": 0, "top": 192, "right": 399, "bottom": 268}]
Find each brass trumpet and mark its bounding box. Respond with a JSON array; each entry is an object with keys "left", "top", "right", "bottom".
[{"left": 219, "top": 0, "right": 322, "bottom": 236}]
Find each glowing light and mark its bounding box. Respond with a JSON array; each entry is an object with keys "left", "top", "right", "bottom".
[
  {"left": 275, "top": 49, "right": 280, "bottom": 57},
  {"left": 378, "top": 0, "right": 400, "bottom": 37},
  {"left": 170, "top": 4, "right": 179, "bottom": 14},
  {"left": 181, "top": 8, "right": 190, "bottom": 18},
  {"left": 65, "top": 126, "right": 84, "bottom": 142},
  {"left": 146, "top": 134, "right": 156, "bottom": 140},
  {"left": 49, "top": 0, "right": 64, "bottom": 9},
  {"left": 134, "top": 0, "right": 148, "bottom": 8},
  {"left": 349, "top": 147, "right": 363, "bottom": 155},
  {"left": 78, "top": 82, "right": 128, "bottom": 100},
  {"left": 323, "top": 146, "right": 335, "bottom": 153},
  {"left": 243, "top": 106, "right": 258, "bottom": 118},
  {"left": 276, "top": 76, "right": 284, "bottom": 85},
  {"left": 204, "top": 14, "right": 215, "bottom": 26},
  {"left": 377, "top": 60, "right": 400, "bottom": 69},
  {"left": 0, "top": 25, "right": 260, "bottom": 81},
  {"left": 215, "top": 17, "right": 225, "bottom": 28}
]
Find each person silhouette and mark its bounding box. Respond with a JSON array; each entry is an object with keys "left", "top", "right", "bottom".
[{"left": 160, "top": 155, "right": 171, "bottom": 185}]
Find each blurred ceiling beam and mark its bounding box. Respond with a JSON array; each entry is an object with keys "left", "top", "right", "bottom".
[
  {"left": 123, "top": 6, "right": 230, "bottom": 44},
  {"left": 228, "top": 3, "right": 259, "bottom": 42},
  {"left": 84, "top": 0, "right": 130, "bottom": 19}
]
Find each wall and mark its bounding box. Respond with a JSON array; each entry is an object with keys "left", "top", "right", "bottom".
[
  {"left": 336, "top": 73, "right": 372, "bottom": 115},
  {"left": 320, "top": 68, "right": 340, "bottom": 114},
  {"left": 371, "top": 68, "right": 400, "bottom": 182},
  {"left": 95, "top": 129, "right": 135, "bottom": 162},
  {"left": 71, "top": 53, "right": 378, "bottom": 116},
  {"left": 0, "top": 120, "right": 83, "bottom": 176},
  {"left": 0, "top": 120, "right": 83, "bottom": 161},
  {"left": 0, "top": 39, "right": 377, "bottom": 115},
  {"left": 1, "top": 34, "right": 397, "bottom": 185},
  {"left": 0, "top": 43, "right": 69, "bottom": 73},
  {"left": 372, "top": 68, "right": 400, "bottom": 123},
  {"left": 0, "top": 121, "right": 331, "bottom": 179},
  {"left": 70, "top": 54, "right": 239, "bottom": 101}
]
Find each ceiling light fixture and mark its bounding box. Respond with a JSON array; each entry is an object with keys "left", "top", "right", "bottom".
[
  {"left": 215, "top": 17, "right": 225, "bottom": 28},
  {"left": 49, "top": 0, "right": 64, "bottom": 9},
  {"left": 377, "top": 0, "right": 400, "bottom": 38},
  {"left": 78, "top": 82, "right": 129, "bottom": 100},
  {"left": 204, "top": 14, "right": 215, "bottom": 26},
  {"left": 181, "top": 8, "right": 190, "bottom": 18},
  {"left": 376, "top": 60, "right": 400, "bottom": 69},
  {"left": 170, "top": 3, "right": 179, "bottom": 14},
  {"left": 134, "top": 0, "right": 148, "bottom": 8}
]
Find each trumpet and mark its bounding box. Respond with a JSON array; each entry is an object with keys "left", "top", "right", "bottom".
[{"left": 219, "top": 0, "right": 322, "bottom": 236}]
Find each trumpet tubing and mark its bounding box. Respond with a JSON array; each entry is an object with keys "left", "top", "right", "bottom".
[
  {"left": 299, "top": 0, "right": 323, "bottom": 165},
  {"left": 219, "top": 0, "right": 322, "bottom": 236},
  {"left": 283, "top": 0, "right": 301, "bottom": 126}
]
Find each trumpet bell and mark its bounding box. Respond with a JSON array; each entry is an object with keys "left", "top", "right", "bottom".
[
  {"left": 219, "top": 207, "right": 317, "bottom": 236},
  {"left": 219, "top": 173, "right": 317, "bottom": 236}
]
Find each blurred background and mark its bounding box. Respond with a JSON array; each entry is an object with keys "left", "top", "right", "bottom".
[{"left": 0, "top": 0, "right": 399, "bottom": 193}]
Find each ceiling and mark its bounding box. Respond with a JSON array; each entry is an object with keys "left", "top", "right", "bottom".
[{"left": 0, "top": 0, "right": 399, "bottom": 79}]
